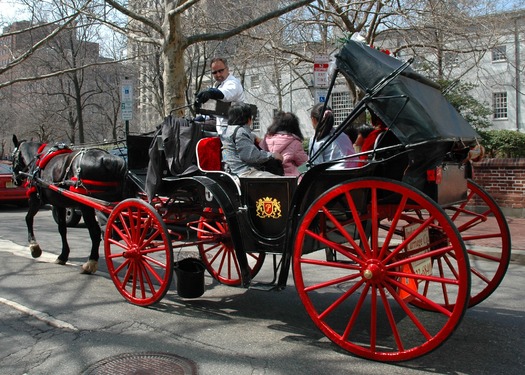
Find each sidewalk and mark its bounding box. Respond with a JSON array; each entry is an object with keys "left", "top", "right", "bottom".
[
  {"left": 471, "top": 215, "right": 525, "bottom": 265},
  {"left": 504, "top": 216, "right": 525, "bottom": 264}
]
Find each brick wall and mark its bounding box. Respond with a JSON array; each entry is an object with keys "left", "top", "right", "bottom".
[{"left": 472, "top": 158, "right": 525, "bottom": 218}]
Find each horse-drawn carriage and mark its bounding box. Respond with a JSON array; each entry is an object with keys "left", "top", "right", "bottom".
[{"left": 12, "top": 40, "right": 511, "bottom": 362}]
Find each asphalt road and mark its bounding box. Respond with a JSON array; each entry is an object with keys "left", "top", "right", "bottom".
[{"left": 0, "top": 204, "right": 524, "bottom": 375}]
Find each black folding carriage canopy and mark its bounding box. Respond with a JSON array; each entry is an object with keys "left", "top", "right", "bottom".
[{"left": 335, "top": 40, "right": 479, "bottom": 146}]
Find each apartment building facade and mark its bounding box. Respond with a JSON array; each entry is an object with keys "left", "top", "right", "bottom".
[{"left": 380, "top": 10, "right": 525, "bottom": 133}]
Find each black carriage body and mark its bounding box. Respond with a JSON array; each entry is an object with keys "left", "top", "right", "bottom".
[{"left": 237, "top": 176, "right": 297, "bottom": 250}]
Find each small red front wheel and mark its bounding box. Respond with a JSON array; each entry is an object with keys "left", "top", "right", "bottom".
[{"left": 104, "top": 199, "right": 173, "bottom": 306}]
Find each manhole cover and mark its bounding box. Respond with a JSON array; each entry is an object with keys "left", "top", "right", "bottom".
[{"left": 83, "top": 352, "right": 197, "bottom": 375}]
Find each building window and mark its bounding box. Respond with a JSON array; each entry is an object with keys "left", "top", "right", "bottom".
[
  {"left": 493, "top": 92, "right": 507, "bottom": 119},
  {"left": 252, "top": 109, "right": 260, "bottom": 131},
  {"left": 492, "top": 45, "right": 506, "bottom": 62},
  {"left": 330, "top": 91, "right": 353, "bottom": 124},
  {"left": 251, "top": 74, "right": 260, "bottom": 89}
]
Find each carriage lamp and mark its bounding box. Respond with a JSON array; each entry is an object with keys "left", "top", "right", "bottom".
[{"left": 426, "top": 167, "right": 443, "bottom": 184}]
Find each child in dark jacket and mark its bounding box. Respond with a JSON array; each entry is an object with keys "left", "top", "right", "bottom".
[{"left": 259, "top": 112, "right": 308, "bottom": 177}]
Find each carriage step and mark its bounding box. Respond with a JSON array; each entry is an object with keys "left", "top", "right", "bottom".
[{"left": 249, "top": 282, "right": 280, "bottom": 291}]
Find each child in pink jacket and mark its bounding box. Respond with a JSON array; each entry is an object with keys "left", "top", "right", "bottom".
[{"left": 259, "top": 112, "right": 308, "bottom": 177}]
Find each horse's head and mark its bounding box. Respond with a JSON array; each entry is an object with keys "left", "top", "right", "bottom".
[{"left": 11, "top": 135, "right": 42, "bottom": 186}]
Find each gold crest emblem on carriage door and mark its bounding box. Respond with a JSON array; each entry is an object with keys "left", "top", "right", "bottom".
[{"left": 256, "top": 197, "right": 282, "bottom": 219}]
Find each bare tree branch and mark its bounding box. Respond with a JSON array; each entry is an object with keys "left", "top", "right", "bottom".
[
  {"left": 185, "top": 0, "right": 316, "bottom": 46},
  {"left": 103, "top": 0, "right": 164, "bottom": 35},
  {"left": 0, "top": 58, "right": 131, "bottom": 90},
  {"left": 0, "top": 12, "right": 82, "bottom": 76}
]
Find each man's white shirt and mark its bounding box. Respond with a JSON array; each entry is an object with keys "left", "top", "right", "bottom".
[{"left": 215, "top": 74, "right": 245, "bottom": 134}]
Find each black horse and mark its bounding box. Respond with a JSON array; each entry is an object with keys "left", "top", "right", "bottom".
[{"left": 11, "top": 135, "right": 127, "bottom": 274}]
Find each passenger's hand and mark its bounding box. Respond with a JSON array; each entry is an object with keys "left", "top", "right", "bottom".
[{"left": 272, "top": 152, "right": 283, "bottom": 162}]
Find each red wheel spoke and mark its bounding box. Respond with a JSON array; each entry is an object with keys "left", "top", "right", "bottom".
[
  {"left": 304, "top": 270, "right": 362, "bottom": 293},
  {"left": 216, "top": 246, "right": 229, "bottom": 277},
  {"left": 320, "top": 206, "right": 367, "bottom": 261},
  {"left": 383, "top": 215, "right": 436, "bottom": 264},
  {"left": 343, "top": 190, "right": 373, "bottom": 257},
  {"left": 317, "top": 279, "right": 365, "bottom": 320},
  {"left": 384, "top": 283, "right": 433, "bottom": 340},
  {"left": 135, "top": 261, "right": 148, "bottom": 299},
  {"left": 454, "top": 212, "right": 487, "bottom": 232},
  {"left": 436, "top": 258, "right": 451, "bottom": 307},
  {"left": 138, "top": 245, "right": 168, "bottom": 256},
  {"left": 388, "top": 246, "right": 454, "bottom": 270},
  {"left": 300, "top": 257, "right": 360, "bottom": 271},
  {"left": 304, "top": 228, "right": 366, "bottom": 265},
  {"left": 388, "top": 270, "right": 460, "bottom": 287},
  {"left": 389, "top": 276, "right": 454, "bottom": 315},
  {"left": 369, "top": 187, "right": 379, "bottom": 258},
  {"left": 342, "top": 283, "right": 370, "bottom": 341},
  {"left": 463, "top": 232, "right": 503, "bottom": 242},
  {"left": 379, "top": 286, "right": 404, "bottom": 352},
  {"left": 369, "top": 286, "right": 378, "bottom": 352},
  {"left": 117, "top": 259, "right": 133, "bottom": 288},
  {"left": 201, "top": 242, "right": 222, "bottom": 258},
  {"left": 114, "top": 258, "right": 131, "bottom": 275},
  {"left": 138, "top": 260, "right": 158, "bottom": 295},
  {"left": 122, "top": 208, "right": 136, "bottom": 241},
  {"left": 109, "top": 221, "right": 131, "bottom": 248},
  {"left": 142, "top": 256, "right": 167, "bottom": 282},
  {"left": 449, "top": 189, "right": 475, "bottom": 222},
  {"left": 378, "top": 197, "right": 408, "bottom": 261},
  {"left": 470, "top": 266, "right": 492, "bottom": 284}
]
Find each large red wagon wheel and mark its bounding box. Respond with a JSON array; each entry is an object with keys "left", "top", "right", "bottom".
[
  {"left": 195, "top": 208, "right": 265, "bottom": 286},
  {"left": 104, "top": 198, "right": 173, "bottom": 306},
  {"left": 293, "top": 178, "right": 470, "bottom": 361},
  {"left": 443, "top": 179, "right": 511, "bottom": 307}
]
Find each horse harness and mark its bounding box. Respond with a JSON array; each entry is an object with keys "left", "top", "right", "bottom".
[{"left": 17, "top": 142, "right": 117, "bottom": 198}]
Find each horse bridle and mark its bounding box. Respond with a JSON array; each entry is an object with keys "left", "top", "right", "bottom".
[{"left": 11, "top": 142, "right": 34, "bottom": 186}]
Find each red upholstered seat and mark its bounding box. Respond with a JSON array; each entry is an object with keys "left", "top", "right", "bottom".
[{"left": 196, "top": 137, "right": 222, "bottom": 171}]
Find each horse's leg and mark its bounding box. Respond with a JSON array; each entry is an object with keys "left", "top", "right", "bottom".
[
  {"left": 26, "top": 194, "right": 42, "bottom": 258},
  {"left": 54, "top": 206, "right": 71, "bottom": 265},
  {"left": 79, "top": 206, "right": 101, "bottom": 274}
]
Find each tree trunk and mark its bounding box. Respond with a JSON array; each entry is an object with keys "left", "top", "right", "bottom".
[{"left": 162, "top": 12, "right": 187, "bottom": 117}]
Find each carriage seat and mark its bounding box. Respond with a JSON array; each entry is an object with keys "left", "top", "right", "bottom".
[{"left": 196, "top": 137, "right": 222, "bottom": 171}]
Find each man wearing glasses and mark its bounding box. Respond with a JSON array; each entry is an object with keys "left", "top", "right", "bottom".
[{"left": 195, "top": 57, "right": 245, "bottom": 135}]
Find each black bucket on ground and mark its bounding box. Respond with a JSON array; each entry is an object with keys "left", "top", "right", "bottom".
[{"left": 174, "top": 258, "right": 206, "bottom": 298}]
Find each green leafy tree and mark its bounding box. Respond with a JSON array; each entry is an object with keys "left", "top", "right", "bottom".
[
  {"left": 477, "top": 129, "right": 525, "bottom": 158},
  {"left": 438, "top": 79, "right": 492, "bottom": 130}
]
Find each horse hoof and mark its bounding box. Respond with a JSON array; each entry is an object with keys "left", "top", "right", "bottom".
[
  {"left": 80, "top": 260, "right": 98, "bottom": 274},
  {"left": 30, "top": 243, "right": 42, "bottom": 258},
  {"left": 55, "top": 259, "right": 67, "bottom": 265}
]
